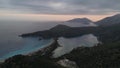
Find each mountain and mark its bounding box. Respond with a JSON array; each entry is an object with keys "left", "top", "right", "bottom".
[
  {"left": 96, "top": 14, "right": 120, "bottom": 26},
  {"left": 21, "top": 22, "right": 120, "bottom": 43},
  {"left": 62, "top": 18, "right": 96, "bottom": 27},
  {"left": 50, "top": 24, "right": 71, "bottom": 31},
  {"left": 66, "top": 18, "right": 92, "bottom": 24},
  {"left": 2, "top": 16, "right": 120, "bottom": 68},
  {"left": 59, "top": 41, "right": 120, "bottom": 68},
  {"left": 20, "top": 25, "right": 97, "bottom": 39}
]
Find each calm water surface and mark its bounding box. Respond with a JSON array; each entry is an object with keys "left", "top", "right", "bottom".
[{"left": 0, "top": 20, "right": 58, "bottom": 61}]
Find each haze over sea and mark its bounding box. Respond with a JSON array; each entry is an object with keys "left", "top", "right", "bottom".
[{"left": 0, "top": 20, "right": 59, "bottom": 61}]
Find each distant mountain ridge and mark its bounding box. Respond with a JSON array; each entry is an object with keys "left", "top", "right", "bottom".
[
  {"left": 62, "top": 18, "right": 96, "bottom": 27},
  {"left": 21, "top": 14, "right": 120, "bottom": 43},
  {"left": 66, "top": 18, "right": 92, "bottom": 24},
  {"left": 95, "top": 14, "right": 120, "bottom": 26}
]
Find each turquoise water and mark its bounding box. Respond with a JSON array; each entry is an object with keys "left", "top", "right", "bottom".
[
  {"left": 0, "top": 20, "right": 57, "bottom": 61},
  {"left": 0, "top": 38, "right": 53, "bottom": 61}
]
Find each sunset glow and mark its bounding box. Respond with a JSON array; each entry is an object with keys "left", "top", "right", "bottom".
[
  {"left": 0, "top": 13, "right": 115, "bottom": 21},
  {"left": 0, "top": 0, "right": 120, "bottom": 21}
]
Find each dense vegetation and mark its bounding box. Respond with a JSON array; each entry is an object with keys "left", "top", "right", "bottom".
[
  {"left": 0, "top": 55, "right": 65, "bottom": 68},
  {"left": 59, "top": 41, "right": 120, "bottom": 68}
]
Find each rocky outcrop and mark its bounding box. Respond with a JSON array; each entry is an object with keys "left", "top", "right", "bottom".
[{"left": 57, "top": 59, "right": 79, "bottom": 68}]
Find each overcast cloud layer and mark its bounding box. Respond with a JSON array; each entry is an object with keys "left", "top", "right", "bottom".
[{"left": 0, "top": 0, "right": 120, "bottom": 15}]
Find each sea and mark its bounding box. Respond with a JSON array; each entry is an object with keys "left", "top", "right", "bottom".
[
  {"left": 0, "top": 20, "right": 99, "bottom": 61},
  {"left": 0, "top": 20, "right": 58, "bottom": 61}
]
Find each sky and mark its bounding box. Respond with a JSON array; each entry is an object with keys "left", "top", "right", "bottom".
[{"left": 0, "top": 0, "right": 120, "bottom": 21}]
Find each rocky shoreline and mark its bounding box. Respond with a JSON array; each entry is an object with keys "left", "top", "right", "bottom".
[{"left": 30, "top": 38, "right": 61, "bottom": 57}]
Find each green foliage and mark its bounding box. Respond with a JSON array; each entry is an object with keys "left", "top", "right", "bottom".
[
  {"left": 0, "top": 55, "right": 65, "bottom": 68},
  {"left": 59, "top": 42, "right": 120, "bottom": 68}
]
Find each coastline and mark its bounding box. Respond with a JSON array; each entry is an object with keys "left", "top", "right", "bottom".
[
  {"left": 0, "top": 38, "right": 54, "bottom": 62},
  {"left": 31, "top": 38, "right": 60, "bottom": 57}
]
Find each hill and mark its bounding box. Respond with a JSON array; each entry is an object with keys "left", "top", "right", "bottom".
[{"left": 96, "top": 14, "right": 120, "bottom": 26}]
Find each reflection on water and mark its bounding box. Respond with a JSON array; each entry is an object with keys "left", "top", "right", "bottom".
[{"left": 53, "top": 34, "right": 99, "bottom": 58}]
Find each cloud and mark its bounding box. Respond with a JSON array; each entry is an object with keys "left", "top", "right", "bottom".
[{"left": 0, "top": 0, "right": 120, "bottom": 15}]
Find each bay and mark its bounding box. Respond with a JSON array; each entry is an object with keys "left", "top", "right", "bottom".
[{"left": 0, "top": 20, "right": 58, "bottom": 61}]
